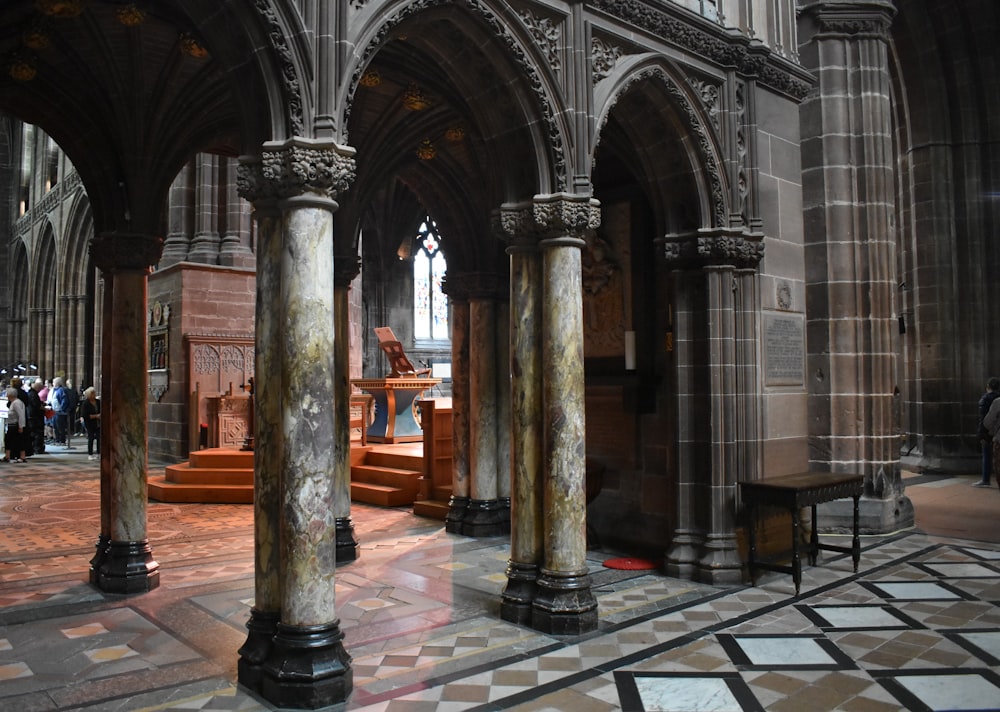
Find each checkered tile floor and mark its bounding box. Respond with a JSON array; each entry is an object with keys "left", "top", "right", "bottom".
[{"left": 0, "top": 449, "right": 998, "bottom": 710}]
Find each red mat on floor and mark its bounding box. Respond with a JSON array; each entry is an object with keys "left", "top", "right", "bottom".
[{"left": 602, "top": 557, "right": 657, "bottom": 570}]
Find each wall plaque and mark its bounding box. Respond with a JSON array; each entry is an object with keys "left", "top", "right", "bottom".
[{"left": 764, "top": 312, "right": 805, "bottom": 386}]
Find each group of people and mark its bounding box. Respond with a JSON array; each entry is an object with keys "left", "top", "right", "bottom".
[
  {"left": 976, "top": 377, "right": 1000, "bottom": 488},
  {"left": 2, "top": 376, "right": 101, "bottom": 463}
]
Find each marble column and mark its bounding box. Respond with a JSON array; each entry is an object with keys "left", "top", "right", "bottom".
[
  {"left": 443, "top": 285, "right": 471, "bottom": 533},
  {"left": 252, "top": 138, "right": 355, "bottom": 709},
  {"left": 236, "top": 173, "right": 282, "bottom": 689},
  {"left": 90, "top": 233, "right": 163, "bottom": 594},
  {"left": 532, "top": 194, "right": 599, "bottom": 635},
  {"left": 500, "top": 210, "right": 544, "bottom": 625},
  {"left": 465, "top": 278, "right": 503, "bottom": 536},
  {"left": 89, "top": 275, "right": 114, "bottom": 583},
  {"left": 495, "top": 298, "right": 512, "bottom": 533},
  {"left": 333, "top": 255, "right": 361, "bottom": 562}
]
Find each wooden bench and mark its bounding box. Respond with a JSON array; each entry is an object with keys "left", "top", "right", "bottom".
[{"left": 740, "top": 472, "right": 863, "bottom": 595}]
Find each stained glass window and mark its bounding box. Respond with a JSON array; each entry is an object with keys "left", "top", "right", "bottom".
[{"left": 413, "top": 218, "right": 449, "bottom": 342}]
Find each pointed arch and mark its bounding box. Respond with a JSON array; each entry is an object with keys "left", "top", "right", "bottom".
[{"left": 594, "top": 57, "right": 729, "bottom": 230}]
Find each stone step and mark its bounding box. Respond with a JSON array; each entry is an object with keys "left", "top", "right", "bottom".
[
  {"left": 163, "top": 463, "right": 253, "bottom": 486},
  {"left": 350, "top": 482, "right": 413, "bottom": 507},
  {"left": 412, "top": 498, "right": 450, "bottom": 520},
  {"left": 148, "top": 477, "right": 253, "bottom": 504}
]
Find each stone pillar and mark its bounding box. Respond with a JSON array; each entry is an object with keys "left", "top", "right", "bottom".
[
  {"left": 161, "top": 160, "right": 193, "bottom": 267},
  {"left": 220, "top": 157, "right": 256, "bottom": 268},
  {"left": 188, "top": 153, "right": 221, "bottom": 264},
  {"left": 90, "top": 233, "right": 163, "bottom": 594},
  {"left": 532, "top": 194, "right": 600, "bottom": 635},
  {"left": 662, "top": 230, "right": 764, "bottom": 585},
  {"left": 500, "top": 205, "right": 544, "bottom": 625},
  {"left": 333, "top": 255, "right": 361, "bottom": 562},
  {"left": 89, "top": 277, "right": 114, "bottom": 583},
  {"left": 442, "top": 283, "right": 471, "bottom": 533},
  {"left": 236, "top": 166, "right": 282, "bottom": 689},
  {"left": 464, "top": 275, "right": 504, "bottom": 537},
  {"left": 242, "top": 138, "right": 356, "bottom": 709},
  {"left": 495, "top": 298, "right": 512, "bottom": 532},
  {"left": 798, "top": 2, "right": 912, "bottom": 532}
]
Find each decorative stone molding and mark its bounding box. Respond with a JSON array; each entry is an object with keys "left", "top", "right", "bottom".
[
  {"left": 686, "top": 76, "right": 721, "bottom": 131},
  {"left": 345, "top": 0, "right": 568, "bottom": 190},
  {"left": 660, "top": 228, "right": 764, "bottom": 269},
  {"left": 239, "top": 139, "right": 356, "bottom": 203},
  {"left": 532, "top": 193, "right": 602, "bottom": 237},
  {"left": 90, "top": 233, "right": 164, "bottom": 272},
  {"left": 802, "top": 2, "right": 896, "bottom": 40},
  {"left": 518, "top": 9, "right": 562, "bottom": 74},
  {"left": 592, "top": 36, "right": 625, "bottom": 84},
  {"left": 598, "top": 66, "right": 727, "bottom": 227},
  {"left": 590, "top": 0, "right": 812, "bottom": 100},
  {"left": 252, "top": 0, "right": 304, "bottom": 135},
  {"left": 333, "top": 254, "right": 362, "bottom": 287}
]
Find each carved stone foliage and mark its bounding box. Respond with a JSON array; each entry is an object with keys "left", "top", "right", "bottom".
[
  {"left": 90, "top": 233, "right": 164, "bottom": 272},
  {"left": 597, "top": 66, "right": 727, "bottom": 227},
  {"left": 518, "top": 9, "right": 562, "bottom": 74},
  {"left": 686, "top": 76, "right": 721, "bottom": 132},
  {"left": 252, "top": 0, "right": 303, "bottom": 135},
  {"left": 661, "top": 230, "right": 764, "bottom": 269},
  {"left": 591, "top": 0, "right": 812, "bottom": 100},
  {"left": 592, "top": 36, "right": 624, "bottom": 83},
  {"left": 345, "top": 0, "right": 568, "bottom": 191},
  {"left": 238, "top": 141, "right": 357, "bottom": 203}
]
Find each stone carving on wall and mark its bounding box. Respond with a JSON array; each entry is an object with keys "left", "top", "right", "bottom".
[
  {"left": 592, "top": 36, "right": 625, "bottom": 83},
  {"left": 686, "top": 76, "right": 721, "bottom": 131},
  {"left": 518, "top": 9, "right": 562, "bottom": 73},
  {"left": 583, "top": 201, "right": 630, "bottom": 358}
]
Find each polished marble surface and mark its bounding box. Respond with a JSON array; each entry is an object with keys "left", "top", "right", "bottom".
[{"left": 0, "top": 450, "right": 998, "bottom": 710}]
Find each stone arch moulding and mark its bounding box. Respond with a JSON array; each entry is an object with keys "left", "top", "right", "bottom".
[
  {"left": 593, "top": 56, "right": 729, "bottom": 229},
  {"left": 341, "top": 0, "right": 572, "bottom": 194},
  {"left": 61, "top": 191, "right": 94, "bottom": 296},
  {"left": 245, "top": 0, "right": 308, "bottom": 140}
]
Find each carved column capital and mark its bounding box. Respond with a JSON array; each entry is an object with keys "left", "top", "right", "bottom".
[
  {"left": 499, "top": 194, "right": 601, "bottom": 247},
  {"left": 800, "top": 1, "right": 896, "bottom": 40},
  {"left": 90, "top": 233, "right": 163, "bottom": 273},
  {"left": 333, "top": 254, "right": 362, "bottom": 287},
  {"left": 238, "top": 138, "right": 357, "bottom": 204},
  {"left": 661, "top": 228, "right": 764, "bottom": 270}
]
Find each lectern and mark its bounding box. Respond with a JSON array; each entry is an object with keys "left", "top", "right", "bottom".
[{"left": 351, "top": 328, "right": 440, "bottom": 443}]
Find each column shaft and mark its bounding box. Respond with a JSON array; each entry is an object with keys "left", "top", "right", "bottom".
[
  {"left": 446, "top": 299, "right": 471, "bottom": 531},
  {"left": 465, "top": 297, "right": 502, "bottom": 536}
]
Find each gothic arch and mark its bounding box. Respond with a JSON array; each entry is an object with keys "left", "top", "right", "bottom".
[
  {"left": 61, "top": 192, "right": 93, "bottom": 296},
  {"left": 594, "top": 57, "right": 729, "bottom": 231},
  {"left": 343, "top": 0, "right": 571, "bottom": 201}
]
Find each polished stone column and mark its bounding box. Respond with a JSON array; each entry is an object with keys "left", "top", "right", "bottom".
[
  {"left": 236, "top": 169, "right": 282, "bottom": 688},
  {"left": 253, "top": 138, "right": 355, "bottom": 709},
  {"left": 465, "top": 279, "right": 503, "bottom": 536},
  {"left": 495, "top": 298, "right": 512, "bottom": 532},
  {"left": 532, "top": 194, "right": 600, "bottom": 635},
  {"left": 443, "top": 285, "right": 471, "bottom": 533},
  {"left": 333, "top": 255, "right": 361, "bottom": 562},
  {"left": 500, "top": 211, "right": 544, "bottom": 625},
  {"left": 90, "top": 233, "right": 163, "bottom": 594},
  {"left": 89, "top": 275, "right": 114, "bottom": 583}
]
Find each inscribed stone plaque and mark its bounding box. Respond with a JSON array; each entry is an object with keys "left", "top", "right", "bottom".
[{"left": 764, "top": 313, "right": 804, "bottom": 386}]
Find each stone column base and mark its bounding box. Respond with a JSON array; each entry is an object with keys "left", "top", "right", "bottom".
[
  {"left": 531, "top": 569, "right": 598, "bottom": 635},
  {"left": 88, "top": 533, "right": 110, "bottom": 585},
  {"left": 96, "top": 540, "right": 160, "bottom": 593},
  {"left": 500, "top": 561, "right": 538, "bottom": 625},
  {"left": 237, "top": 608, "right": 280, "bottom": 692},
  {"left": 259, "top": 620, "right": 352, "bottom": 709},
  {"left": 335, "top": 517, "right": 359, "bottom": 564},
  {"left": 696, "top": 534, "right": 743, "bottom": 586},
  {"left": 498, "top": 497, "right": 511, "bottom": 535},
  {"left": 664, "top": 530, "right": 703, "bottom": 580},
  {"left": 445, "top": 496, "right": 469, "bottom": 534},
  {"left": 462, "top": 499, "right": 504, "bottom": 537}
]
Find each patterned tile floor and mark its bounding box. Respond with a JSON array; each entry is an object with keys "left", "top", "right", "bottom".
[{"left": 0, "top": 449, "right": 998, "bottom": 710}]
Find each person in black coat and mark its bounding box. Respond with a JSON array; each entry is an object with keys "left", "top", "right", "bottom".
[
  {"left": 25, "top": 378, "right": 45, "bottom": 455},
  {"left": 11, "top": 377, "right": 34, "bottom": 457}
]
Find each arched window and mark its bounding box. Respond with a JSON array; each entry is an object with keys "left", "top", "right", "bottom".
[{"left": 413, "top": 218, "right": 449, "bottom": 342}]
